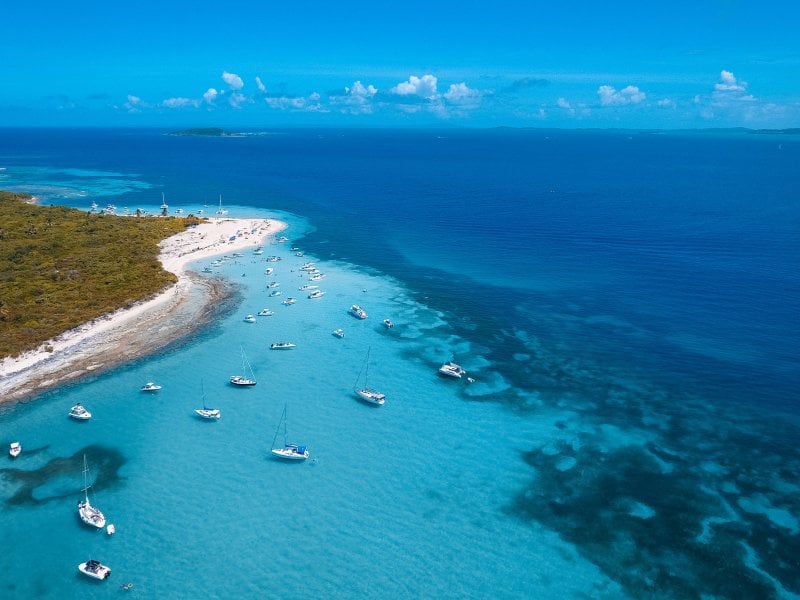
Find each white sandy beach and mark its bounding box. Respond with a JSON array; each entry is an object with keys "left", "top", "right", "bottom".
[{"left": 0, "top": 216, "right": 286, "bottom": 403}]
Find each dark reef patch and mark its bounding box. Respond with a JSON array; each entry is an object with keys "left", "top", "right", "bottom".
[{"left": 1, "top": 444, "right": 126, "bottom": 507}]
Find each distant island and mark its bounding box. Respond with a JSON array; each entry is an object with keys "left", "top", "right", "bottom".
[{"left": 169, "top": 127, "right": 243, "bottom": 137}]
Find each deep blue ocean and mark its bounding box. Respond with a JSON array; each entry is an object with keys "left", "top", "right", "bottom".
[{"left": 0, "top": 127, "right": 798, "bottom": 598}]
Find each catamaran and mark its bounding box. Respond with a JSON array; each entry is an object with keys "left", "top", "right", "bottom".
[
  {"left": 438, "top": 362, "right": 467, "bottom": 379},
  {"left": 78, "top": 455, "right": 106, "bottom": 529},
  {"left": 270, "top": 405, "right": 309, "bottom": 461}
]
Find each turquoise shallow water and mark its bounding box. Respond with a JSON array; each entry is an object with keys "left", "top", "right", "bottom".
[
  {"left": 2, "top": 128, "right": 799, "bottom": 598},
  {"left": 0, "top": 210, "right": 618, "bottom": 598}
]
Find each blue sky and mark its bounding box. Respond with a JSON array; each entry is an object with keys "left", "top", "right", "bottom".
[{"left": 3, "top": 1, "right": 799, "bottom": 128}]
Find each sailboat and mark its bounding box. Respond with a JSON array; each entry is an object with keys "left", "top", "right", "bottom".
[
  {"left": 354, "top": 347, "right": 385, "bottom": 406},
  {"left": 194, "top": 381, "right": 221, "bottom": 419},
  {"left": 230, "top": 346, "right": 257, "bottom": 386},
  {"left": 160, "top": 192, "right": 168, "bottom": 215},
  {"left": 270, "top": 405, "right": 309, "bottom": 460},
  {"left": 77, "top": 455, "right": 107, "bottom": 529},
  {"left": 216, "top": 194, "right": 228, "bottom": 216}
]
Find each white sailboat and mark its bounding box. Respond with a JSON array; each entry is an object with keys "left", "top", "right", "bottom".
[
  {"left": 230, "top": 346, "right": 257, "bottom": 386},
  {"left": 194, "top": 381, "right": 221, "bottom": 419},
  {"left": 270, "top": 405, "right": 309, "bottom": 460},
  {"left": 354, "top": 347, "right": 385, "bottom": 406},
  {"left": 77, "top": 455, "right": 106, "bottom": 529},
  {"left": 216, "top": 194, "right": 228, "bottom": 216}
]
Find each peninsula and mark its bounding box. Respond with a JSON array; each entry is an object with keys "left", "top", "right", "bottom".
[{"left": 0, "top": 192, "right": 286, "bottom": 403}]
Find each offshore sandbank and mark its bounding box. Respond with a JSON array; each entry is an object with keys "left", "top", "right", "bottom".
[{"left": 0, "top": 216, "right": 286, "bottom": 404}]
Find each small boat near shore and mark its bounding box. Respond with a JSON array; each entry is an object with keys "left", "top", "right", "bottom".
[
  {"left": 308, "top": 290, "right": 325, "bottom": 299},
  {"left": 354, "top": 347, "right": 385, "bottom": 406},
  {"left": 69, "top": 403, "right": 92, "bottom": 420},
  {"left": 9, "top": 442, "right": 21, "bottom": 458},
  {"left": 333, "top": 329, "right": 345, "bottom": 338},
  {"left": 270, "top": 342, "right": 296, "bottom": 350},
  {"left": 257, "top": 309, "right": 274, "bottom": 316},
  {"left": 269, "top": 290, "right": 282, "bottom": 297},
  {"left": 383, "top": 319, "right": 394, "bottom": 329},
  {"left": 299, "top": 284, "right": 318, "bottom": 291},
  {"left": 78, "top": 455, "right": 106, "bottom": 529},
  {"left": 244, "top": 314, "right": 256, "bottom": 323},
  {"left": 195, "top": 408, "right": 221, "bottom": 419},
  {"left": 78, "top": 559, "right": 111, "bottom": 580},
  {"left": 140, "top": 382, "right": 162, "bottom": 392},
  {"left": 270, "top": 405, "right": 310, "bottom": 461},
  {"left": 230, "top": 346, "right": 257, "bottom": 387},
  {"left": 349, "top": 304, "right": 368, "bottom": 319},
  {"left": 282, "top": 297, "right": 297, "bottom": 305}
]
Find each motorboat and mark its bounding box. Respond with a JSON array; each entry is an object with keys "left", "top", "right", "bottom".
[
  {"left": 332, "top": 329, "right": 345, "bottom": 338},
  {"left": 195, "top": 408, "right": 221, "bottom": 419},
  {"left": 9, "top": 442, "right": 21, "bottom": 458},
  {"left": 264, "top": 268, "right": 274, "bottom": 275},
  {"left": 270, "top": 405, "right": 309, "bottom": 461},
  {"left": 202, "top": 266, "right": 212, "bottom": 273},
  {"left": 106, "top": 524, "right": 116, "bottom": 535},
  {"left": 282, "top": 298, "right": 297, "bottom": 305},
  {"left": 78, "top": 559, "right": 111, "bottom": 580},
  {"left": 69, "top": 403, "right": 92, "bottom": 420},
  {"left": 308, "top": 290, "right": 325, "bottom": 299},
  {"left": 257, "top": 309, "right": 274, "bottom": 316},
  {"left": 270, "top": 342, "right": 296, "bottom": 350},
  {"left": 244, "top": 314, "right": 256, "bottom": 323},
  {"left": 266, "top": 256, "right": 281, "bottom": 262},
  {"left": 78, "top": 455, "right": 106, "bottom": 529},
  {"left": 269, "top": 290, "right": 282, "bottom": 297},
  {"left": 438, "top": 362, "right": 467, "bottom": 379},
  {"left": 267, "top": 281, "right": 280, "bottom": 288},
  {"left": 349, "top": 304, "right": 368, "bottom": 319},
  {"left": 253, "top": 247, "right": 264, "bottom": 255},
  {"left": 299, "top": 284, "right": 318, "bottom": 291},
  {"left": 309, "top": 273, "right": 325, "bottom": 281},
  {"left": 383, "top": 319, "right": 394, "bottom": 329},
  {"left": 140, "top": 382, "right": 162, "bottom": 392}
]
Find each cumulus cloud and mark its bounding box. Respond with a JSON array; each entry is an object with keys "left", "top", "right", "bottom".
[
  {"left": 715, "top": 70, "right": 746, "bottom": 93},
  {"left": 556, "top": 97, "right": 571, "bottom": 109},
  {"left": 222, "top": 71, "right": 244, "bottom": 90},
  {"left": 203, "top": 88, "right": 218, "bottom": 104},
  {"left": 391, "top": 74, "right": 438, "bottom": 99},
  {"left": 598, "top": 85, "right": 646, "bottom": 106},
  {"left": 443, "top": 82, "right": 480, "bottom": 105},
  {"left": 657, "top": 98, "right": 675, "bottom": 108},
  {"left": 330, "top": 80, "right": 378, "bottom": 114},
  {"left": 255, "top": 76, "right": 267, "bottom": 94},
  {"left": 161, "top": 97, "right": 200, "bottom": 109}
]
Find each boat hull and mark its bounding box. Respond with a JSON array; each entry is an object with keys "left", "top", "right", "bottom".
[
  {"left": 355, "top": 389, "right": 385, "bottom": 406},
  {"left": 78, "top": 561, "right": 111, "bottom": 580},
  {"left": 271, "top": 447, "right": 309, "bottom": 461}
]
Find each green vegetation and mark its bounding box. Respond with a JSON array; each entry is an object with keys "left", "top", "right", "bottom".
[{"left": 0, "top": 191, "right": 202, "bottom": 358}]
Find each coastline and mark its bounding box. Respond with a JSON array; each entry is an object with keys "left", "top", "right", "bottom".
[{"left": 0, "top": 216, "right": 286, "bottom": 405}]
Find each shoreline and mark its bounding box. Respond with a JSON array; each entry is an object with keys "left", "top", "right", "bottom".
[{"left": 0, "top": 216, "right": 286, "bottom": 405}]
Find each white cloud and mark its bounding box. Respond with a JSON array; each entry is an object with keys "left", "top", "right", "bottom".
[
  {"left": 229, "top": 92, "right": 248, "bottom": 108},
  {"left": 222, "top": 71, "right": 244, "bottom": 90},
  {"left": 161, "top": 97, "right": 200, "bottom": 109},
  {"left": 331, "top": 80, "right": 379, "bottom": 114},
  {"left": 203, "top": 88, "right": 218, "bottom": 104},
  {"left": 443, "top": 82, "right": 480, "bottom": 105},
  {"left": 657, "top": 98, "right": 675, "bottom": 108},
  {"left": 264, "top": 93, "right": 327, "bottom": 113},
  {"left": 715, "top": 70, "right": 746, "bottom": 93},
  {"left": 556, "top": 97, "right": 571, "bottom": 109},
  {"left": 598, "top": 84, "right": 646, "bottom": 106},
  {"left": 124, "top": 95, "right": 146, "bottom": 112},
  {"left": 255, "top": 76, "right": 267, "bottom": 94},
  {"left": 391, "top": 74, "right": 438, "bottom": 99}
]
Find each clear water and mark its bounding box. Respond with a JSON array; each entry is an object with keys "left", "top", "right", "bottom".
[{"left": 0, "top": 128, "right": 798, "bottom": 599}]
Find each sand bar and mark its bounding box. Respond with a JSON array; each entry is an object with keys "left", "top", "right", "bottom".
[{"left": 0, "top": 216, "right": 286, "bottom": 404}]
